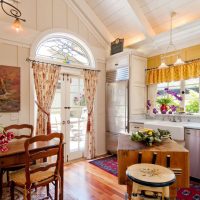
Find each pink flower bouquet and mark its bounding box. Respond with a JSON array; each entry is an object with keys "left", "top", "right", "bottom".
[{"left": 0, "top": 126, "right": 14, "bottom": 152}]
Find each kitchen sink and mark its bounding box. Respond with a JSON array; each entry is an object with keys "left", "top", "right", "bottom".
[{"left": 144, "top": 121, "right": 185, "bottom": 141}]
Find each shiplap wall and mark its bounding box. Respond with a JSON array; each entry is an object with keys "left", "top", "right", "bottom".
[
  {"left": 0, "top": 0, "right": 104, "bottom": 49},
  {"left": 0, "top": 44, "right": 30, "bottom": 126},
  {"left": 0, "top": 0, "right": 106, "bottom": 155}
]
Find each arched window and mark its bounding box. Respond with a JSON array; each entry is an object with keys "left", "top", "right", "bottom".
[{"left": 36, "top": 33, "right": 94, "bottom": 67}]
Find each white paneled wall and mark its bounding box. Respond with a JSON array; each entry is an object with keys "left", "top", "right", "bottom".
[
  {"left": 0, "top": 43, "right": 30, "bottom": 126},
  {"left": 0, "top": 0, "right": 106, "bottom": 156},
  {"left": 53, "top": 0, "right": 68, "bottom": 29},
  {"left": 0, "top": 0, "right": 105, "bottom": 49},
  {"left": 95, "top": 62, "right": 106, "bottom": 155}
]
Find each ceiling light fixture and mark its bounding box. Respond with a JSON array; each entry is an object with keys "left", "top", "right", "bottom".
[
  {"left": 159, "top": 12, "right": 185, "bottom": 69},
  {"left": 0, "top": 0, "right": 26, "bottom": 32}
]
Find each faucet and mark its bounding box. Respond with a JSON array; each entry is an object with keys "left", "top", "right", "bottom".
[
  {"left": 172, "top": 116, "right": 176, "bottom": 122},
  {"left": 177, "top": 116, "right": 182, "bottom": 122}
]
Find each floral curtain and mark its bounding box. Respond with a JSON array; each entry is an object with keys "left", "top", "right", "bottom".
[
  {"left": 32, "top": 62, "right": 60, "bottom": 135},
  {"left": 83, "top": 70, "right": 98, "bottom": 159},
  {"left": 146, "top": 60, "right": 200, "bottom": 85}
]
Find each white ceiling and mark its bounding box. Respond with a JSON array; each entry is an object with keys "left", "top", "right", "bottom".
[
  {"left": 136, "top": 0, "right": 200, "bottom": 34},
  {"left": 85, "top": 0, "right": 144, "bottom": 40},
  {"left": 84, "top": 0, "right": 200, "bottom": 56}
]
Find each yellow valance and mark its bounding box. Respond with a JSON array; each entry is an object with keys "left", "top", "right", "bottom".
[{"left": 146, "top": 60, "right": 200, "bottom": 85}]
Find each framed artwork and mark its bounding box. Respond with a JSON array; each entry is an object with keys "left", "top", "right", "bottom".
[
  {"left": 110, "top": 38, "right": 124, "bottom": 55},
  {"left": 0, "top": 65, "right": 20, "bottom": 112}
]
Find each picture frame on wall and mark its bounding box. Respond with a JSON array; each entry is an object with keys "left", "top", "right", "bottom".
[
  {"left": 0, "top": 65, "right": 20, "bottom": 112},
  {"left": 110, "top": 38, "right": 124, "bottom": 55}
]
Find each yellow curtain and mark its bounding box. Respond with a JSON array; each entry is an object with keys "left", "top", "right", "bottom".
[{"left": 146, "top": 60, "right": 200, "bottom": 85}]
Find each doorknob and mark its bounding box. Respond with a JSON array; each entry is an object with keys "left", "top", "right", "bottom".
[
  {"left": 62, "top": 121, "right": 66, "bottom": 125},
  {"left": 64, "top": 106, "right": 71, "bottom": 109},
  {"left": 67, "top": 120, "right": 70, "bottom": 124}
]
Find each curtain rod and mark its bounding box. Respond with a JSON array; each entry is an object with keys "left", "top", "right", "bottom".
[
  {"left": 26, "top": 58, "right": 101, "bottom": 72},
  {"left": 145, "top": 57, "right": 200, "bottom": 71}
]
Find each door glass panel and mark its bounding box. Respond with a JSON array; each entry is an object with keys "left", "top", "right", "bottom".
[
  {"left": 70, "top": 137, "right": 79, "bottom": 152},
  {"left": 51, "top": 80, "right": 61, "bottom": 132},
  {"left": 69, "top": 77, "right": 87, "bottom": 153}
]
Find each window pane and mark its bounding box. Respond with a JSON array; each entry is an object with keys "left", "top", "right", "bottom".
[
  {"left": 157, "top": 82, "right": 168, "bottom": 89},
  {"left": 156, "top": 81, "right": 181, "bottom": 113},
  {"left": 36, "top": 37, "right": 91, "bottom": 66},
  {"left": 168, "top": 81, "right": 181, "bottom": 87},
  {"left": 51, "top": 108, "right": 61, "bottom": 132},
  {"left": 70, "top": 137, "right": 78, "bottom": 152},
  {"left": 185, "top": 78, "right": 199, "bottom": 85},
  {"left": 185, "top": 78, "right": 199, "bottom": 113},
  {"left": 51, "top": 92, "right": 61, "bottom": 108},
  {"left": 156, "top": 79, "right": 200, "bottom": 114}
]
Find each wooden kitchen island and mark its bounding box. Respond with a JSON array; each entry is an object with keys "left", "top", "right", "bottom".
[{"left": 117, "top": 134, "right": 189, "bottom": 199}]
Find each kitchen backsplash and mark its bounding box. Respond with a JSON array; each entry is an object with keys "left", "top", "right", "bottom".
[{"left": 146, "top": 113, "right": 200, "bottom": 123}]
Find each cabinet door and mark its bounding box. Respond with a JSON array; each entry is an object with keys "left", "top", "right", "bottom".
[
  {"left": 106, "top": 54, "right": 129, "bottom": 71},
  {"left": 130, "top": 85, "right": 146, "bottom": 114},
  {"left": 130, "top": 55, "right": 146, "bottom": 85},
  {"left": 129, "top": 55, "right": 147, "bottom": 115}
]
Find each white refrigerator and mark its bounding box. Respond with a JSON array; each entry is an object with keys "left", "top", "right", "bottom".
[{"left": 106, "top": 80, "right": 129, "bottom": 134}]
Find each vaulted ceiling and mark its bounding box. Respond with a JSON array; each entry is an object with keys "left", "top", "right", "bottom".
[
  {"left": 82, "top": 0, "right": 200, "bottom": 56},
  {"left": 1, "top": 0, "right": 200, "bottom": 57}
]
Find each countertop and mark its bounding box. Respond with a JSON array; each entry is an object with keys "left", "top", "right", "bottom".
[
  {"left": 129, "top": 119, "right": 200, "bottom": 130},
  {"left": 118, "top": 134, "right": 188, "bottom": 152}
]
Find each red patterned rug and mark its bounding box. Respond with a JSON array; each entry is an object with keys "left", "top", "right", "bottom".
[
  {"left": 89, "top": 155, "right": 200, "bottom": 200},
  {"left": 89, "top": 155, "right": 118, "bottom": 176}
]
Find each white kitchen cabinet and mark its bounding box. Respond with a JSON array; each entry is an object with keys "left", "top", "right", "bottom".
[
  {"left": 129, "top": 55, "right": 147, "bottom": 116},
  {"left": 106, "top": 51, "right": 130, "bottom": 71}
]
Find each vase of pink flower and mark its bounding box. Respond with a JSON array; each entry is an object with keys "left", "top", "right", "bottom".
[{"left": 0, "top": 126, "right": 14, "bottom": 152}]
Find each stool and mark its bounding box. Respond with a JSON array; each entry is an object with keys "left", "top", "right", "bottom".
[{"left": 126, "top": 163, "right": 176, "bottom": 200}]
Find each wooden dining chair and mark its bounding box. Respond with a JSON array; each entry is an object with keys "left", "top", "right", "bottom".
[
  {"left": 4, "top": 124, "right": 34, "bottom": 139},
  {"left": 3, "top": 124, "right": 34, "bottom": 183},
  {"left": 9, "top": 133, "right": 63, "bottom": 200}
]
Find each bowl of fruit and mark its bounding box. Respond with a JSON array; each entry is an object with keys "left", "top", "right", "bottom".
[{"left": 131, "top": 128, "right": 171, "bottom": 146}]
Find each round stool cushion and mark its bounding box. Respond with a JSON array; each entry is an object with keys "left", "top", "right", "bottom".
[{"left": 126, "top": 163, "right": 176, "bottom": 187}]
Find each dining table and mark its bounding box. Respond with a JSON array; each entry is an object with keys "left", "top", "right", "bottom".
[{"left": 0, "top": 138, "right": 64, "bottom": 200}]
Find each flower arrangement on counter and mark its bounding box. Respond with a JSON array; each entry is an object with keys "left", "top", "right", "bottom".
[
  {"left": 131, "top": 128, "right": 171, "bottom": 146},
  {"left": 147, "top": 87, "right": 183, "bottom": 114},
  {"left": 0, "top": 126, "right": 14, "bottom": 152}
]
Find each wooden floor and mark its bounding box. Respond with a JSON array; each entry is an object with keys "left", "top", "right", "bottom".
[{"left": 63, "top": 160, "right": 126, "bottom": 200}]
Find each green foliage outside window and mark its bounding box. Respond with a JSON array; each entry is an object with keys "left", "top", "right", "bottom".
[{"left": 186, "top": 90, "right": 199, "bottom": 113}]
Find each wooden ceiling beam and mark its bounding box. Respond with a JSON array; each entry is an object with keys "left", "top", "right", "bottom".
[{"left": 126, "top": 0, "right": 155, "bottom": 39}]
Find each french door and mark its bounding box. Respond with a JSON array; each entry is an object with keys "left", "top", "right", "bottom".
[{"left": 51, "top": 75, "right": 87, "bottom": 162}]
